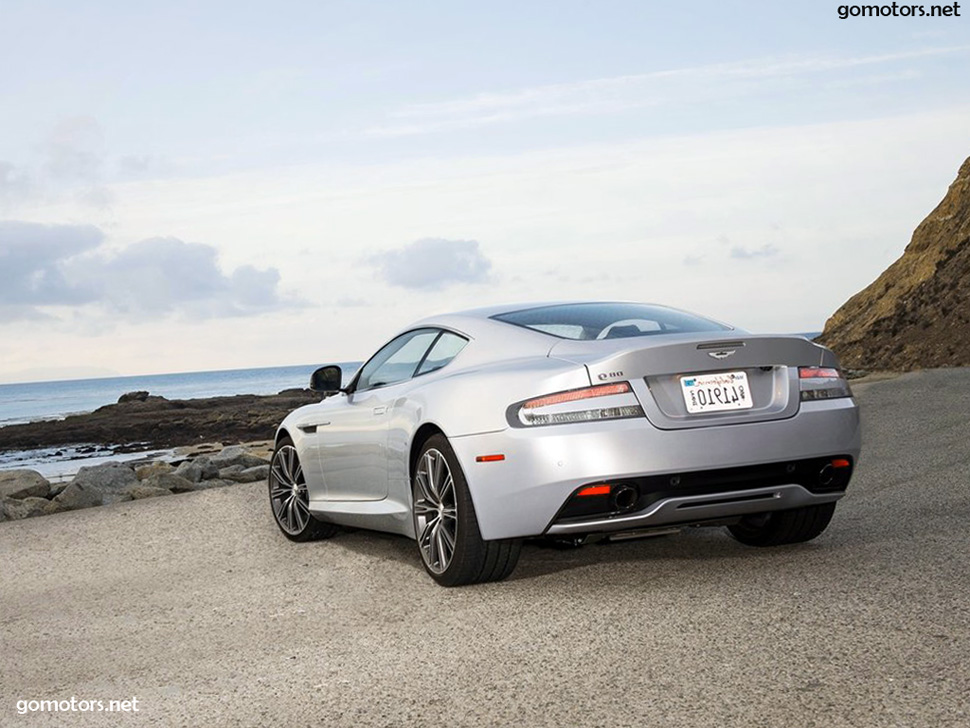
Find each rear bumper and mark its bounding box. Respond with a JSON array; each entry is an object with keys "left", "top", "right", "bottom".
[
  {"left": 545, "top": 484, "right": 841, "bottom": 535},
  {"left": 449, "top": 398, "right": 861, "bottom": 540}
]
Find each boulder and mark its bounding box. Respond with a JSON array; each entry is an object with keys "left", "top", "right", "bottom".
[
  {"left": 143, "top": 472, "right": 197, "bottom": 494},
  {"left": 242, "top": 464, "right": 270, "bottom": 481},
  {"left": 128, "top": 485, "right": 172, "bottom": 500},
  {"left": 43, "top": 499, "right": 66, "bottom": 515},
  {"left": 217, "top": 464, "right": 270, "bottom": 483},
  {"left": 1, "top": 496, "right": 51, "bottom": 520},
  {"left": 209, "top": 445, "right": 269, "bottom": 471},
  {"left": 0, "top": 470, "right": 51, "bottom": 500},
  {"left": 196, "top": 478, "right": 236, "bottom": 489},
  {"left": 48, "top": 480, "right": 70, "bottom": 497},
  {"left": 135, "top": 461, "right": 175, "bottom": 481},
  {"left": 118, "top": 390, "right": 150, "bottom": 403},
  {"left": 71, "top": 462, "right": 138, "bottom": 504},
  {"left": 174, "top": 456, "right": 218, "bottom": 483},
  {"left": 53, "top": 482, "right": 107, "bottom": 511}
]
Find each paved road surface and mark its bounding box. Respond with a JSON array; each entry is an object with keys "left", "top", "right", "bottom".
[{"left": 2, "top": 369, "right": 969, "bottom": 727}]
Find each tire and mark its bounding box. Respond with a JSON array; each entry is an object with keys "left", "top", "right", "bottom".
[
  {"left": 727, "top": 502, "right": 837, "bottom": 547},
  {"left": 269, "top": 436, "right": 338, "bottom": 542},
  {"left": 412, "top": 434, "right": 521, "bottom": 587}
]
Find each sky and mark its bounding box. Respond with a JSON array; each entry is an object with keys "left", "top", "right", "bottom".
[{"left": 1, "top": 0, "right": 968, "bottom": 383}]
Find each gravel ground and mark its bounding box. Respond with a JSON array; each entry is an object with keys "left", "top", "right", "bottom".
[{"left": 2, "top": 369, "right": 969, "bottom": 727}]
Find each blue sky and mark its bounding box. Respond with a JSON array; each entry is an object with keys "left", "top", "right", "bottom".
[{"left": 1, "top": 1, "right": 968, "bottom": 381}]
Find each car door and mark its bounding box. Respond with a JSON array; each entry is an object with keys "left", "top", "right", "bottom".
[{"left": 317, "top": 329, "right": 440, "bottom": 502}]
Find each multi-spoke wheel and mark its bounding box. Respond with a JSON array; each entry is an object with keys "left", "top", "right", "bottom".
[
  {"left": 412, "top": 434, "right": 521, "bottom": 586},
  {"left": 269, "top": 437, "right": 337, "bottom": 542},
  {"left": 413, "top": 447, "right": 459, "bottom": 575}
]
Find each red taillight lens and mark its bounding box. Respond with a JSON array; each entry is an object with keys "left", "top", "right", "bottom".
[
  {"left": 799, "top": 367, "right": 841, "bottom": 379},
  {"left": 513, "top": 381, "right": 643, "bottom": 426},
  {"left": 798, "top": 365, "right": 852, "bottom": 401},
  {"left": 522, "top": 382, "right": 631, "bottom": 410}
]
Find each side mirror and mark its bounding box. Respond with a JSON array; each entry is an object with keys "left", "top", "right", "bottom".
[{"left": 309, "top": 365, "right": 344, "bottom": 393}]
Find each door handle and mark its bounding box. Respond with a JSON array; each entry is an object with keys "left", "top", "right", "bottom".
[{"left": 373, "top": 406, "right": 387, "bottom": 415}]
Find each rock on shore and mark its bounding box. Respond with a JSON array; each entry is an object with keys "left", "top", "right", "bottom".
[
  {"left": 0, "top": 388, "right": 320, "bottom": 453},
  {"left": 0, "top": 444, "right": 272, "bottom": 522}
]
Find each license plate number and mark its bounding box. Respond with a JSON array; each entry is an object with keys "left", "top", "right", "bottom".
[{"left": 680, "top": 371, "right": 753, "bottom": 414}]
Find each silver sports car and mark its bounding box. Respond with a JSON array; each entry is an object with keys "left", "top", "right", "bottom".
[{"left": 268, "top": 302, "right": 860, "bottom": 586}]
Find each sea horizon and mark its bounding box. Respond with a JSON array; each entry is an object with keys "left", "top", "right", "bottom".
[{"left": 0, "top": 362, "right": 363, "bottom": 428}]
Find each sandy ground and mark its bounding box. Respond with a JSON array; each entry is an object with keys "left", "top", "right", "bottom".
[{"left": 2, "top": 369, "right": 969, "bottom": 727}]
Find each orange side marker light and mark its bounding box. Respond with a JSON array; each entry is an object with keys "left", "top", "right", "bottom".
[{"left": 476, "top": 454, "right": 506, "bottom": 463}]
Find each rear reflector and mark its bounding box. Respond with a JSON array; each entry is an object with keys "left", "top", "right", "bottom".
[
  {"left": 475, "top": 454, "right": 505, "bottom": 463},
  {"left": 832, "top": 458, "right": 851, "bottom": 469},
  {"left": 577, "top": 484, "right": 611, "bottom": 497}
]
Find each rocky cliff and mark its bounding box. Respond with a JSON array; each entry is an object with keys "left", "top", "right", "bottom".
[{"left": 819, "top": 157, "right": 970, "bottom": 371}]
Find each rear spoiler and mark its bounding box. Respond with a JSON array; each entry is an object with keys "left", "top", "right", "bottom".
[{"left": 549, "top": 333, "right": 838, "bottom": 383}]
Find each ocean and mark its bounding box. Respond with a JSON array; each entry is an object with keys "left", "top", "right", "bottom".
[
  {"left": 0, "top": 363, "right": 361, "bottom": 427},
  {"left": 0, "top": 364, "right": 361, "bottom": 478}
]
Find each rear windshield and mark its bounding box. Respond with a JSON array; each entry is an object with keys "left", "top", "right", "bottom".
[{"left": 491, "top": 303, "right": 730, "bottom": 340}]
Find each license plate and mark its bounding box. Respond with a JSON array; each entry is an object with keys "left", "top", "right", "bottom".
[{"left": 680, "top": 371, "right": 753, "bottom": 414}]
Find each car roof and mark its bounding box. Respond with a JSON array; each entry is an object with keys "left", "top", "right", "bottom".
[{"left": 410, "top": 301, "right": 681, "bottom": 346}]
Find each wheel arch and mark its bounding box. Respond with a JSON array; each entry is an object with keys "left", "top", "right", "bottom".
[
  {"left": 275, "top": 427, "right": 293, "bottom": 447},
  {"left": 409, "top": 422, "right": 446, "bottom": 483}
]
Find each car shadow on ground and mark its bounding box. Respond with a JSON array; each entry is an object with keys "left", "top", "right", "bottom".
[{"left": 317, "top": 523, "right": 836, "bottom": 584}]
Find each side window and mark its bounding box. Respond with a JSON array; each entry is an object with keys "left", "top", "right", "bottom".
[
  {"left": 416, "top": 332, "right": 468, "bottom": 376},
  {"left": 356, "top": 330, "right": 439, "bottom": 391}
]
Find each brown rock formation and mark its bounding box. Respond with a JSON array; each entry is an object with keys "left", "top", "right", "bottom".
[
  {"left": 0, "top": 389, "right": 320, "bottom": 453},
  {"left": 819, "top": 157, "right": 970, "bottom": 370}
]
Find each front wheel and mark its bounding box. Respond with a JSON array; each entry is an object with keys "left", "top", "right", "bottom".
[
  {"left": 727, "top": 502, "right": 837, "bottom": 547},
  {"left": 412, "top": 434, "right": 521, "bottom": 586},
  {"left": 269, "top": 437, "right": 338, "bottom": 542}
]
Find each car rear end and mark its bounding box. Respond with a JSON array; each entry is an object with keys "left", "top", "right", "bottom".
[{"left": 451, "top": 317, "right": 860, "bottom": 542}]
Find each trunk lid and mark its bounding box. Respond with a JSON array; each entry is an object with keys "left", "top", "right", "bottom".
[{"left": 549, "top": 332, "right": 834, "bottom": 430}]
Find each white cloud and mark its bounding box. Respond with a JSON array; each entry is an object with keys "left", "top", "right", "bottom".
[
  {"left": 370, "top": 238, "right": 493, "bottom": 290},
  {"left": 730, "top": 244, "right": 781, "bottom": 260},
  {"left": 0, "top": 221, "right": 103, "bottom": 308},
  {"left": 366, "top": 46, "right": 970, "bottom": 136},
  {"left": 0, "top": 222, "right": 300, "bottom": 322}
]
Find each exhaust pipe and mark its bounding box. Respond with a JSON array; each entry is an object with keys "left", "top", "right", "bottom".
[{"left": 611, "top": 484, "right": 638, "bottom": 512}]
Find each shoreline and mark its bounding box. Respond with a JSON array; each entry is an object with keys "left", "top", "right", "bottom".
[{"left": 0, "top": 388, "right": 320, "bottom": 454}]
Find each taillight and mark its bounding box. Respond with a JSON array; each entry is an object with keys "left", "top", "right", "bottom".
[
  {"left": 512, "top": 382, "right": 644, "bottom": 427},
  {"left": 798, "top": 366, "right": 852, "bottom": 401}
]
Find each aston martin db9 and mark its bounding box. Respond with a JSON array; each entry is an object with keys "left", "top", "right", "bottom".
[{"left": 268, "top": 302, "right": 861, "bottom": 586}]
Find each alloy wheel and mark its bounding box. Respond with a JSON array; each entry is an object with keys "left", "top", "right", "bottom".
[
  {"left": 413, "top": 448, "right": 459, "bottom": 574},
  {"left": 270, "top": 445, "right": 311, "bottom": 535}
]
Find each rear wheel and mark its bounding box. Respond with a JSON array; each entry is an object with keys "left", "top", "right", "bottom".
[
  {"left": 727, "top": 502, "right": 837, "bottom": 547},
  {"left": 412, "top": 434, "right": 521, "bottom": 586},
  {"left": 269, "top": 437, "right": 338, "bottom": 542}
]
